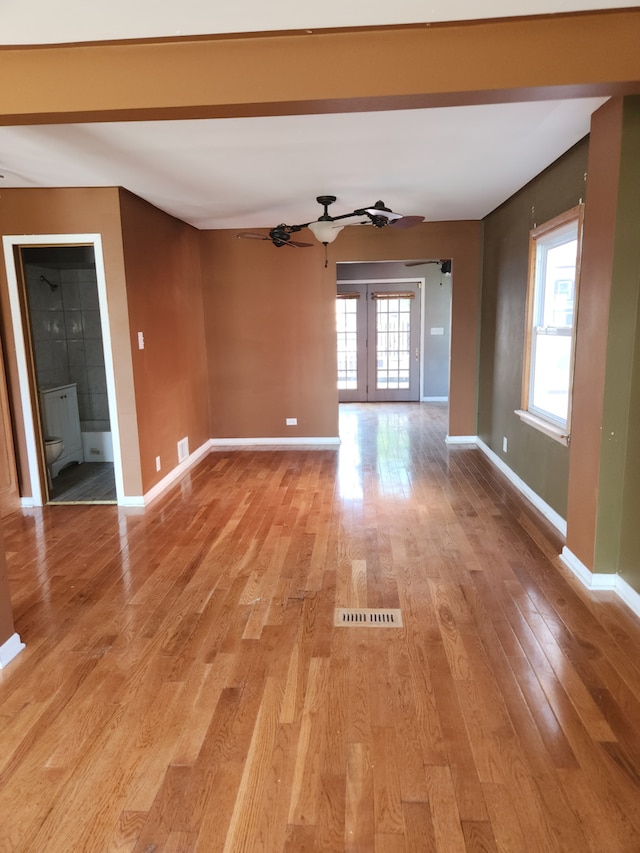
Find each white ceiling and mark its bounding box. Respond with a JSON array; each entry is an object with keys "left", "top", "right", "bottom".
[
  {"left": 0, "top": 100, "right": 606, "bottom": 230},
  {"left": 0, "top": 2, "right": 625, "bottom": 231},
  {"left": 2, "top": 0, "right": 638, "bottom": 45}
]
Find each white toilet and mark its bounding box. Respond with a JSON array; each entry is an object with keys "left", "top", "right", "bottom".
[{"left": 44, "top": 436, "right": 64, "bottom": 485}]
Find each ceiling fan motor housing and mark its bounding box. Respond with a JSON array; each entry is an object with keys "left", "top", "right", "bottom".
[{"left": 270, "top": 225, "right": 291, "bottom": 244}]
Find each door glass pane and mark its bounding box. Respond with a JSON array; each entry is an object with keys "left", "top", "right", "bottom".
[
  {"left": 336, "top": 298, "right": 358, "bottom": 389},
  {"left": 375, "top": 297, "right": 412, "bottom": 390}
]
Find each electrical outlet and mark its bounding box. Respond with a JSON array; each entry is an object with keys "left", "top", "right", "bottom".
[
  {"left": 155, "top": 455, "right": 161, "bottom": 471},
  {"left": 286, "top": 417, "right": 297, "bottom": 426},
  {"left": 177, "top": 437, "right": 189, "bottom": 462},
  {"left": 503, "top": 436, "right": 508, "bottom": 453},
  {"left": 138, "top": 331, "right": 145, "bottom": 350}
]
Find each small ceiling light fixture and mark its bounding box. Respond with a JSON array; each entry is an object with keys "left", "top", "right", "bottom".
[{"left": 307, "top": 195, "right": 345, "bottom": 245}]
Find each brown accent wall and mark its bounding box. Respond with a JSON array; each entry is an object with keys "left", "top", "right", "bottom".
[
  {"left": 200, "top": 233, "right": 338, "bottom": 440},
  {"left": 566, "top": 99, "right": 623, "bottom": 568},
  {"left": 0, "top": 187, "right": 142, "bottom": 496},
  {"left": 1, "top": 12, "right": 640, "bottom": 125},
  {"left": 201, "top": 221, "right": 481, "bottom": 440},
  {"left": 120, "top": 191, "right": 209, "bottom": 491}
]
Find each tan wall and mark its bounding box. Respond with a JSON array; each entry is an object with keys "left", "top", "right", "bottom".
[
  {"left": 201, "top": 220, "right": 481, "bottom": 440},
  {"left": 120, "top": 191, "right": 209, "bottom": 491},
  {"left": 0, "top": 187, "right": 142, "bottom": 496},
  {"left": 200, "top": 232, "right": 338, "bottom": 439}
]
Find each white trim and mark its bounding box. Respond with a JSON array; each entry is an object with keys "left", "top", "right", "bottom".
[
  {"left": 118, "top": 495, "right": 146, "bottom": 508},
  {"left": 92, "top": 236, "right": 126, "bottom": 503},
  {"left": 445, "top": 434, "right": 478, "bottom": 445},
  {"left": 114, "top": 436, "right": 341, "bottom": 505},
  {"left": 423, "top": 396, "right": 448, "bottom": 402},
  {"left": 451, "top": 439, "right": 640, "bottom": 619},
  {"left": 209, "top": 436, "right": 341, "bottom": 448},
  {"left": 559, "top": 546, "right": 613, "bottom": 589},
  {"left": 515, "top": 408, "right": 569, "bottom": 446},
  {"left": 0, "top": 632, "right": 25, "bottom": 668},
  {"left": 559, "top": 547, "right": 640, "bottom": 619},
  {"left": 476, "top": 437, "right": 567, "bottom": 536},
  {"left": 141, "top": 438, "right": 212, "bottom": 506},
  {"left": 20, "top": 497, "right": 36, "bottom": 508},
  {"left": 616, "top": 575, "right": 640, "bottom": 619}
]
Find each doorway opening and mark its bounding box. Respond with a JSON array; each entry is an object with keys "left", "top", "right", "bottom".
[
  {"left": 336, "top": 261, "right": 452, "bottom": 405},
  {"left": 3, "top": 234, "right": 124, "bottom": 506}
]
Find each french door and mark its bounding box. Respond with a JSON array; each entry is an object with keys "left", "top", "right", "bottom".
[{"left": 336, "top": 282, "right": 421, "bottom": 402}]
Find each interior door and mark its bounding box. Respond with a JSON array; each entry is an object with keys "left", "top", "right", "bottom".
[{"left": 337, "top": 282, "right": 421, "bottom": 402}]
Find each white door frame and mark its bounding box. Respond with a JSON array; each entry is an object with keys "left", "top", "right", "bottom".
[{"left": 2, "top": 233, "right": 125, "bottom": 506}]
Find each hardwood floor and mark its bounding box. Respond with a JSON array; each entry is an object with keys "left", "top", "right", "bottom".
[
  {"left": 2, "top": 402, "right": 640, "bottom": 852},
  {"left": 49, "top": 461, "right": 117, "bottom": 504}
]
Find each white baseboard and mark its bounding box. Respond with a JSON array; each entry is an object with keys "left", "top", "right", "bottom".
[
  {"left": 559, "top": 546, "right": 615, "bottom": 589},
  {"left": 445, "top": 434, "right": 478, "bottom": 445},
  {"left": 423, "top": 396, "right": 448, "bottom": 402},
  {"left": 459, "top": 437, "right": 640, "bottom": 619},
  {"left": 0, "top": 632, "right": 25, "bottom": 668},
  {"left": 560, "top": 547, "right": 640, "bottom": 619},
  {"left": 209, "top": 436, "right": 341, "bottom": 448},
  {"left": 475, "top": 437, "right": 567, "bottom": 537},
  {"left": 139, "top": 438, "right": 213, "bottom": 507},
  {"left": 130, "top": 436, "right": 340, "bottom": 506}
]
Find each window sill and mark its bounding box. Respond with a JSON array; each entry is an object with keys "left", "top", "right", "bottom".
[{"left": 514, "top": 409, "right": 570, "bottom": 446}]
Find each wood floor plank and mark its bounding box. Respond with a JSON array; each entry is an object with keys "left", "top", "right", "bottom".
[{"left": 2, "top": 403, "right": 640, "bottom": 851}]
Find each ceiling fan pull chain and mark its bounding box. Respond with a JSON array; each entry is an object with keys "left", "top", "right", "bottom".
[{"left": 324, "top": 244, "right": 328, "bottom": 268}]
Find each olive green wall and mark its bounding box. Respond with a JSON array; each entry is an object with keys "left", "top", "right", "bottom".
[
  {"left": 479, "top": 140, "right": 589, "bottom": 518},
  {"left": 595, "top": 97, "right": 640, "bottom": 583}
]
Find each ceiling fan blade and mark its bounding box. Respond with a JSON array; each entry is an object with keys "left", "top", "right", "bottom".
[
  {"left": 237, "top": 232, "right": 270, "bottom": 241},
  {"left": 287, "top": 240, "right": 314, "bottom": 248},
  {"left": 342, "top": 217, "right": 371, "bottom": 227},
  {"left": 390, "top": 215, "right": 425, "bottom": 229}
]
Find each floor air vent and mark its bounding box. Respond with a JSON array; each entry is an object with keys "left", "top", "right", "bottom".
[{"left": 334, "top": 607, "right": 403, "bottom": 628}]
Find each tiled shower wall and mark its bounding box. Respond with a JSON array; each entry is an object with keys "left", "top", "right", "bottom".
[{"left": 25, "top": 264, "right": 111, "bottom": 431}]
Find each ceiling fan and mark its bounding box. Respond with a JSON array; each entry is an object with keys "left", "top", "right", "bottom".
[
  {"left": 405, "top": 259, "right": 452, "bottom": 274},
  {"left": 236, "top": 226, "right": 313, "bottom": 249},
  {"left": 237, "top": 195, "right": 425, "bottom": 249}
]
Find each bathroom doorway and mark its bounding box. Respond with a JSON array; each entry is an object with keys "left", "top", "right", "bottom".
[{"left": 2, "top": 234, "right": 124, "bottom": 506}]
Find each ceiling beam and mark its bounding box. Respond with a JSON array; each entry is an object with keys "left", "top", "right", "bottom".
[{"left": 1, "top": 11, "right": 640, "bottom": 126}]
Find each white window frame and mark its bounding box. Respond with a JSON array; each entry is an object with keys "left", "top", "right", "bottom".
[{"left": 516, "top": 204, "right": 584, "bottom": 445}]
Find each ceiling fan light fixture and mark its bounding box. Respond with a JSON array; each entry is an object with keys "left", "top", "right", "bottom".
[{"left": 308, "top": 220, "right": 344, "bottom": 244}]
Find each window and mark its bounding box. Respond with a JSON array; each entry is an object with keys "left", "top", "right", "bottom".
[
  {"left": 517, "top": 204, "right": 584, "bottom": 444},
  {"left": 336, "top": 293, "right": 359, "bottom": 390}
]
